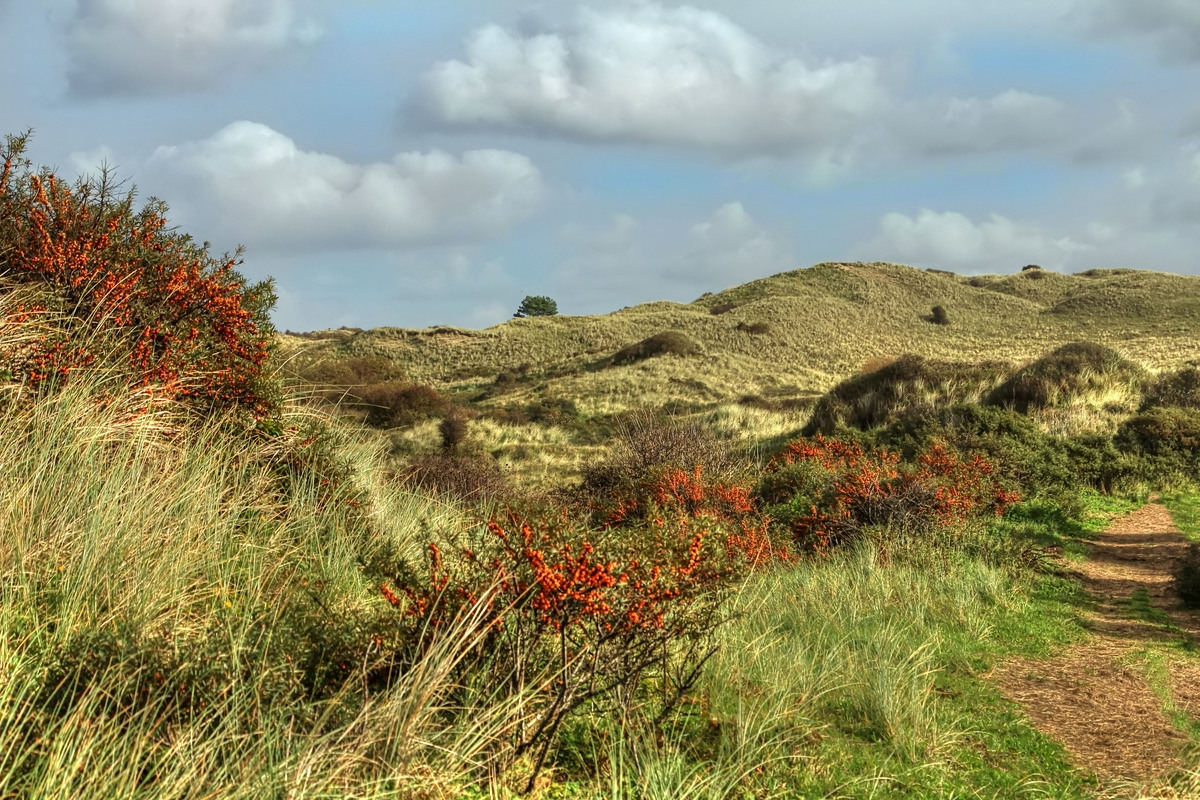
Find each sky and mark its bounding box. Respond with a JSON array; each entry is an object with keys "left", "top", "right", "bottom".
[{"left": 1, "top": 1, "right": 1197, "bottom": 331}]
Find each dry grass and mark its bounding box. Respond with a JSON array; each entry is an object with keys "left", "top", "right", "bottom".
[{"left": 281, "top": 263, "right": 1200, "bottom": 421}]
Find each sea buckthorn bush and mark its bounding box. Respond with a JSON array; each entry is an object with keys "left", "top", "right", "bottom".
[
  {"left": 375, "top": 498, "right": 748, "bottom": 791},
  {"left": 373, "top": 462, "right": 787, "bottom": 790},
  {"left": 759, "top": 435, "right": 1020, "bottom": 551},
  {"left": 0, "top": 132, "right": 277, "bottom": 417}
]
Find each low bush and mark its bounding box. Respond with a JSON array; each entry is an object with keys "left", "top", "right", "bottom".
[
  {"left": 735, "top": 321, "right": 771, "bottom": 335},
  {"left": 298, "top": 355, "right": 403, "bottom": 388},
  {"left": 759, "top": 435, "right": 1019, "bottom": 551},
  {"left": 610, "top": 331, "right": 700, "bottom": 365},
  {"left": 930, "top": 305, "right": 950, "bottom": 325},
  {"left": 1114, "top": 407, "right": 1200, "bottom": 485},
  {"left": 439, "top": 414, "right": 468, "bottom": 450},
  {"left": 577, "top": 410, "right": 744, "bottom": 507},
  {"left": 1142, "top": 365, "right": 1200, "bottom": 411},
  {"left": 986, "top": 342, "right": 1146, "bottom": 414},
  {"left": 1173, "top": 543, "right": 1200, "bottom": 607},
  {"left": 353, "top": 382, "right": 447, "bottom": 428},
  {"left": 399, "top": 452, "right": 511, "bottom": 505},
  {"left": 803, "top": 355, "right": 1010, "bottom": 434}
]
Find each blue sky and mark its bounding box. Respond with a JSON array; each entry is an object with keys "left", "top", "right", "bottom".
[{"left": 1, "top": 0, "right": 1197, "bottom": 330}]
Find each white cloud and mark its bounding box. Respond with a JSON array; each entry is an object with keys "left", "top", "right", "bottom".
[
  {"left": 420, "top": 4, "right": 887, "bottom": 157},
  {"left": 66, "top": 0, "right": 323, "bottom": 95},
  {"left": 861, "top": 209, "right": 1091, "bottom": 271},
  {"left": 676, "top": 201, "right": 790, "bottom": 281},
  {"left": 146, "top": 121, "right": 547, "bottom": 251},
  {"left": 419, "top": 3, "right": 1099, "bottom": 167},
  {"left": 1081, "top": 0, "right": 1200, "bottom": 62}
]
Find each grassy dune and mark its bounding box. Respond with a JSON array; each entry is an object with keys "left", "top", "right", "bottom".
[{"left": 282, "top": 263, "right": 1200, "bottom": 416}]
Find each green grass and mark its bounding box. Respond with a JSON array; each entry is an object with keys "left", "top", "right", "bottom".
[
  {"left": 1163, "top": 493, "right": 1200, "bottom": 540},
  {"left": 679, "top": 522, "right": 1098, "bottom": 798}
]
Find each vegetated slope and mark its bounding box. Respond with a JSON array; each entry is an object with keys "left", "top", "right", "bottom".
[{"left": 281, "top": 262, "right": 1200, "bottom": 415}]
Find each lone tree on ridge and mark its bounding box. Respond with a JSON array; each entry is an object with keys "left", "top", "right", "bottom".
[{"left": 514, "top": 295, "right": 558, "bottom": 318}]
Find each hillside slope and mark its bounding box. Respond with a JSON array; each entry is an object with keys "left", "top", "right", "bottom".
[{"left": 281, "top": 263, "right": 1200, "bottom": 414}]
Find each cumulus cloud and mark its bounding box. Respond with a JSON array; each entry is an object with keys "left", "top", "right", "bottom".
[
  {"left": 420, "top": 4, "right": 887, "bottom": 157},
  {"left": 419, "top": 3, "right": 1100, "bottom": 167},
  {"left": 860, "top": 209, "right": 1092, "bottom": 271},
  {"left": 1081, "top": 0, "right": 1200, "bottom": 62},
  {"left": 146, "top": 121, "right": 547, "bottom": 251},
  {"left": 674, "top": 202, "right": 791, "bottom": 281},
  {"left": 66, "top": 0, "right": 323, "bottom": 95}
]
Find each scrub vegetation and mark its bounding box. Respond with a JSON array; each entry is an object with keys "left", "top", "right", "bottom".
[{"left": 5, "top": 133, "right": 1200, "bottom": 797}]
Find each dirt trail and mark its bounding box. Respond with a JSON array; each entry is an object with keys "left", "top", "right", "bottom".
[{"left": 990, "top": 502, "right": 1200, "bottom": 789}]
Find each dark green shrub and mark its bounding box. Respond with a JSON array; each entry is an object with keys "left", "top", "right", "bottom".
[
  {"left": 299, "top": 356, "right": 403, "bottom": 388},
  {"left": 353, "top": 382, "right": 447, "bottom": 428},
  {"left": 1114, "top": 407, "right": 1200, "bottom": 485},
  {"left": 804, "top": 355, "right": 1010, "bottom": 434},
  {"left": 987, "top": 342, "right": 1146, "bottom": 414},
  {"left": 735, "top": 321, "right": 771, "bottom": 335},
  {"left": 1142, "top": 365, "right": 1200, "bottom": 411},
  {"left": 610, "top": 331, "right": 700, "bottom": 365},
  {"left": 1174, "top": 544, "right": 1200, "bottom": 607},
  {"left": 439, "top": 415, "right": 468, "bottom": 450},
  {"left": 879, "top": 403, "right": 1079, "bottom": 494},
  {"left": 930, "top": 305, "right": 950, "bottom": 325},
  {"left": 524, "top": 395, "right": 579, "bottom": 425}
]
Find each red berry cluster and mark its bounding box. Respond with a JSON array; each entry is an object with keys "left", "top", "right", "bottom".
[{"left": 769, "top": 435, "right": 1020, "bottom": 550}]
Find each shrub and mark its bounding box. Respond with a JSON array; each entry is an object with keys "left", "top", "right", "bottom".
[
  {"left": 376, "top": 498, "right": 749, "bottom": 790},
  {"left": 987, "top": 342, "right": 1146, "bottom": 414},
  {"left": 439, "top": 414, "right": 468, "bottom": 450},
  {"left": 1114, "top": 407, "right": 1200, "bottom": 484},
  {"left": 1021, "top": 264, "right": 1042, "bottom": 272},
  {"left": 1142, "top": 365, "right": 1200, "bottom": 411},
  {"left": 1174, "top": 544, "right": 1200, "bottom": 608},
  {"left": 577, "top": 410, "right": 743, "bottom": 506},
  {"left": 761, "top": 435, "right": 1019, "bottom": 551},
  {"left": 880, "top": 403, "right": 1081, "bottom": 493},
  {"left": 803, "top": 355, "right": 1010, "bottom": 434},
  {"left": 0, "top": 132, "right": 277, "bottom": 416},
  {"left": 930, "top": 305, "right": 950, "bottom": 325},
  {"left": 299, "top": 355, "right": 403, "bottom": 388},
  {"left": 353, "top": 382, "right": 447, "bottom": 428},
  {"left": 399, "top": 452, "right": 511, "bottom": 505},
  {"left": 610, "top": 331, "right": 699, "bottom": 366},
  {"left": 735, "top": 321, "right": 771, "bottom": 335},
  {"left": 513, "top": 295, "right": 558, "bottom": 317}
]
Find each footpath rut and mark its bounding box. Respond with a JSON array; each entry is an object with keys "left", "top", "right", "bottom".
[{"left": 990, "top": 502, "right": 1200, "bottom": 792}]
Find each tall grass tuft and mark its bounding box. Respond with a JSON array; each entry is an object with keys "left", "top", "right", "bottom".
[{"left": 0, "top": 356, "right": 524, "bottom": 797}]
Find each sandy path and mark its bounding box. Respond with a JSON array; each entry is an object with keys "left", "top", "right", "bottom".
[{"left": 990, "top": 502, "right": 1200, "bottom": 789}]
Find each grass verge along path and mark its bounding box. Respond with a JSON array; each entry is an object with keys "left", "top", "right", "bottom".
[{"left": 990, "top": 501, "right": 1200, "bottom": 795}]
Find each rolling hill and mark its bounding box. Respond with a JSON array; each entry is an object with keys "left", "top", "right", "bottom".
[{"left": 281, "top": 262, "right": 1200, "bottom": 418}]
